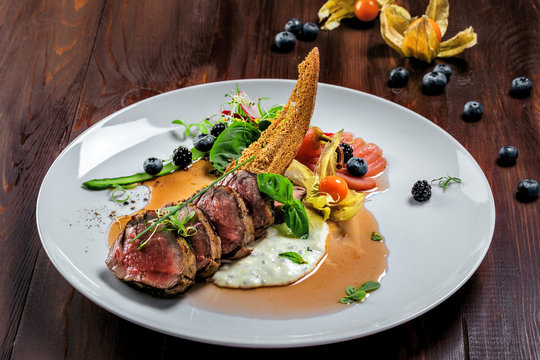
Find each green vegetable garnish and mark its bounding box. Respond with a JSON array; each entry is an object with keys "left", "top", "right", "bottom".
[
  {"left": 371, "top": 231, "right": 384, "bottom": 241},
  {"left": 209, "top": 122, "right": 261, "bottom": 173},
  {"left": 82, "top": 161, "right": 179, "bottom": 191},
  {"left": 257, "top": 173, "right": 309, "bottom": 239},
  {"left": 431, "top": 175, "right": 462, "bottom": 190},
  {"left": 279, "top": 251, "right": 308, "bottom": 265},
  {"left": 339, "top": 281, "right": 381, "bottom": 304}
]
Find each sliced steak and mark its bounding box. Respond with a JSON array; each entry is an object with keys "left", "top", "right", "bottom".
[
  {"left": 194, "top": 185, "right": 255, "bottom": 259},
  {"left": 106, "top": 211, "right": 196, "bottom": 297},
  {"left": 177, "top": 204, "right": 221, "bottom": 278},
  {"left": 218, "top": 170, "right": 275, "bottom": 238}
]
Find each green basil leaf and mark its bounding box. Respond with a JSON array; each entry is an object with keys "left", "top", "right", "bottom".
[
  {"left": 209, "top": 122, "right": 260, "bottom": 173},
  {"left": 283, "top": 199, "right": 309, "bottom": 239},
  {"left": 256, "top": 173, "right": 293, "bottom": 205},
  {"left": 279, "top": 251, "right": 308, "bottom": 264},
  {"left": 345, "top": 286, "right": 357, "bottom": 296},
  {"left": 349, "top": 290, "right": 367, "bottom": 301},
  {"left": 356, "top": 280, "right": 381, "bottom": 292}
]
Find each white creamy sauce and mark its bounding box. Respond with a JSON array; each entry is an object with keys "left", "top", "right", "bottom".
[{"left": 212, "top": 210, "right": 329, "bottom": 288}]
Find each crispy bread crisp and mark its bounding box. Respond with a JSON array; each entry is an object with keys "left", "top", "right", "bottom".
[{"left": 232, "top": 47, "right": 320, "bottom": 175}]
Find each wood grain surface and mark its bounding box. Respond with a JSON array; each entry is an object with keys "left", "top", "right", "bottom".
[{"left": 1, "top": 0, "right": 538, "bottom": 358}]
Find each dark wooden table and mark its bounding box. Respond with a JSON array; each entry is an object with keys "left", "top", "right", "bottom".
[{"left": 1, "top": 0, "right": 538, "bottom": 358}]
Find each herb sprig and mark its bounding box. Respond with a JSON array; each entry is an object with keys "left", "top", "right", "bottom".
[
  {"left": 431, "top": 175, "right": 462, "bottom": 190},
  {"left": 132, "top": 156, "right": 255, "bottom": 249},
  {"left": 339, "top": 281, "right": 381, "bottom": 304}
]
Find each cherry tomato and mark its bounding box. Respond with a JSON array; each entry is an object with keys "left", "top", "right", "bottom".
[
  {"left": 410, "top": 17, "right": 442, "bottom": 42},
  {"left": 354, "top": 0, "right": 379, "bottom": 22},
  {"left": 319, "top": 175, "right": 349, "bottom": 203}
]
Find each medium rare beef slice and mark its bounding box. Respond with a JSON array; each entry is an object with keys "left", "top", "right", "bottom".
[
  {"left": 106, "top": 211, "right": 196, "bottom": 296},
  {"left": 218, "top": 170, "right": 275, "bottom": 238},
  {"left": 178, "top": 204, "right": 221, "bottom": 278},
  {"left": 194, "top": 185, "right": 255, "bottom": 259}
]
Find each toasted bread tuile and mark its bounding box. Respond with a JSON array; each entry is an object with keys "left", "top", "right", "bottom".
[{"left": 231, "top": 47, "right": 320, "bottom": 175}]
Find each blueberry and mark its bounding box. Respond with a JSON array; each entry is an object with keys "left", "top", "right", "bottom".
[
  {"left": 388, "top": 67, "right": 410, "bottom": 88},
  {"left": 347, "top": 157, "right": 368, "bottom": 177},
  {"left": 510, "top": 76, "right": 532, "bottom": 98},
  {"left": 143, "top": 157, "right": 163, "bottom": 175},
  {"left": 193, "top": 133, "right": 215, "bottom": 152},
  {"left": 497, "top": 145, "right": 519, "bottom": 166},
  {"left": 433, "top": 63, "right": 452, "bottom": 79},
  {"left": 422, "top": 71, "right": 447, "bottom": 94},
  {"left": 274, "top": 31, "right": 296, "bottom": 52},
  {"left": 463, "top": 101, "right": 484, "bottom": 121},
  {"left": 517, "top": 179, "right": 539, "bottom": 202},
  {"left": 284, "top": 18, "right": 303, "bottom": 36},
  {"left": 301, "top": 22, "right": 319, "bottom": 41}
]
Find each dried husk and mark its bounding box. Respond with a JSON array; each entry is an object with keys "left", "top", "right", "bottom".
[{"left": 379, "top": 0, "right": 477, "bottom": 62}]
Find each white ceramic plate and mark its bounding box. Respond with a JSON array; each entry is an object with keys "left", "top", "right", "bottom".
[{"left": 36, "top": 79, "right": 495, "bottom": 348}]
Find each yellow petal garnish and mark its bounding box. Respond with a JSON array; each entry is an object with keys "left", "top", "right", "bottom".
[
  {"left": 285, "top": 129, "right": 365, "bottom": 221},
  {"left": 380, "top": 0, "right": 477, "bottom": 62}
]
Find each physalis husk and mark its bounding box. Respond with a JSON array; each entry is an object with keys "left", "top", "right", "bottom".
[
  {"left": 318, "top": 0, "right": 389, "bottom": 30},
  {"left": 380, "top": 0, "right": 477, "bottom": 62}
]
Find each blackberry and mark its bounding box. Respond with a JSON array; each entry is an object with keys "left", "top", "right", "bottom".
[
  {"left": 339, "top": 143, "right": 354, "bottom": 163},
  {"left": 211, "top": 122, "right": 227, "bottom": 137},
  {"left": 172, "top": 146, "right": 192, "bottom": 168},
  {"left": 411, "top": 180, "right": 432, "bottom": 202}
]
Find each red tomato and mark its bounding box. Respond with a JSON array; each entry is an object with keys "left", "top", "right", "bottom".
[
  {"left": 297, "top": 127, "right": 324, "bottom": 158},
  {"left": 354, "top": 0, "right": 379, "bottom": 22},
  {"left": 319, "top": 175, "right": 349, "bottom": 203}
]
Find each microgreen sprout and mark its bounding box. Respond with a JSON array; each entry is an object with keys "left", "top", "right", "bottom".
[
  {"left": 111, "top": 185, "right": 130, "bottom": 202},
  {"left": 172, "top": 118, "right": 214, "bottom": 137},
  {"left": 371, "top": 231, "right": 383, "bottom": 241},
  {"left": 431, "top": 175, "right": 462, "bottom": 191}
]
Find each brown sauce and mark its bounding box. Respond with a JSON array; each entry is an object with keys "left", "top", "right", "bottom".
[{"left": 107, "top": 159, "right": 388, "bottom": 319}]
